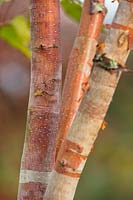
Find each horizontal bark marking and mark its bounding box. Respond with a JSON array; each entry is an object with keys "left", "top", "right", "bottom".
[
  {"left": 19, "top": 170, "right": 51, "bottom": 184},
  {"left": 55, "top": 169, "right": 81, "bottom": 178},
  {"left": 55, "top": 139, "right": 87, "bottom": 177}
]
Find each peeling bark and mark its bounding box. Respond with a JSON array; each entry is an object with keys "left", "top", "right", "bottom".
[
  {"left": 17, "top": 0, "right": 61, "bottom": 199},
  {"left": 44, "top": 1, "right": 133, "bottom": 200},
  {"left": 56, "top": 0, "right": 106, "bottom": 158}
]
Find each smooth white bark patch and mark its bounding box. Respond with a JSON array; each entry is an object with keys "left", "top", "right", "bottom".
[
  {"left": 19, "top": 170, "right": 51, "bottom": 184},
  {"left": 67, "top": 112, "right": 102, "bottom": 155},
  {"left": 44, "top": 170, "right": 79, "bottom": 200},
  {"left": 73, "top": 36, "right": 97, "bottom": 76}
]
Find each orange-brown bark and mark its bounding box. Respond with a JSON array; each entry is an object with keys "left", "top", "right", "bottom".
[
  {"left": 44, "top": 1, "right": 133, "bottom": 200},
  {"left": 17, "top": 0, "right": 61, "bottom": 199},
  {"left": 56, "top": 0, "right": 106, "bottom": 158},
  {"left": 55, "top": 0, "right": 133, "bottom": 180}
]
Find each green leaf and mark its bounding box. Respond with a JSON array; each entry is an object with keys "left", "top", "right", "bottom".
[
  {"left": 11, "top": 15, "right": 30, "bottom": 47},
  {"left": 61, "top": 0, "right": 82, "bottom": 22},
  {"left": 0, "top": 15, "right": 30, "bottom": 58}
]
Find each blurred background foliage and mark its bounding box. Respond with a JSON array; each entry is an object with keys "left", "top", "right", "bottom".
[
  {"left": 61, "top": 0, "right": 82, "bottom": 21},
  {"left": 0, "top": 0, "right": 133, "bottom": 200},
  {"left": 0, "top": 15, "right": 30, "bottom": 57}
]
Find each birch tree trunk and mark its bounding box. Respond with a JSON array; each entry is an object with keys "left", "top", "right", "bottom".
[
  {"left": 56, "top": 0, "right": 106, "bottom": 158},
  {"left": 17, "top": 0, "right": 61, "bottom": 199},
  {"left": 44, "top": 1, "right": 133, "bottom": 200}
]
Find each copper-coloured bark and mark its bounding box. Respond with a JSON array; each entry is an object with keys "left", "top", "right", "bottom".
[
  {"left": 56, "top": 0, "right": 106, "bottom": 158},
  {"left": 17, "top": 0, "right": 61, "bottom": 199},
  {"left": 56, "top": 139, "right": 87, "bottom": 178},
  {"left": 55, "top": 0, "right": 133, "bottom": 179},
  {"left": 44, "top": 1, "right": 133, "bottom": 200}
]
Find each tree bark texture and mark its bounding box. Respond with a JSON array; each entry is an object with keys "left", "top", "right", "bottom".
[
  {"left": 56, "top": 0, "right": 106, "bottom": 158},
  {"left": 17, "top": 0, "right": 61, "bottom": 199},
  {"left": 44, "top": 1, "right": 133, "bottom": 200}
]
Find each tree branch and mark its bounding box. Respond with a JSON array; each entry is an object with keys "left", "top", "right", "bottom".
[
  {"left": 17, "top": 0, "right": 62, "bottom": 199},
  {"left": 44, "top": 1, "right": 133, "bottom": 200},
  {"left": 56, "top": 0, "right": 106, "bottom": 158}
]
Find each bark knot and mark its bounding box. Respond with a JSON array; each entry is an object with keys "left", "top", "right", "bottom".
[{"left": 33, "top": 44, "right": 59, "bottom": 51}]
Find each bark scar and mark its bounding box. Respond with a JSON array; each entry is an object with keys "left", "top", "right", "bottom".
[
  {"left": 34, "top": 79, "right": 58, "bottom": 98},
  {"left": 77, "top": 81, "right": 90, "bottom": 102},
  {"left": 33, "top": 44, "right": 59, "bottom": 51},
  {"left": 56, "top": 140, "right": 87, "bottom": 177},
  {"left": 105, "top": 23, "right": 133, "bottom": 50},
  {"left": 117, "top": 31, "right": 129, "bottom": 49}
]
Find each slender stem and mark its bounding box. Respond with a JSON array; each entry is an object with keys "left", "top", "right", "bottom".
[
  {"left": 44, "top": 1, "right": 133, "bottom": 200},
  {"left": 56, "top": 0, "right": 106, "bottom": 158},
  {"left": 17, "top": 0, "right": 62, "bottom": 199}
]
